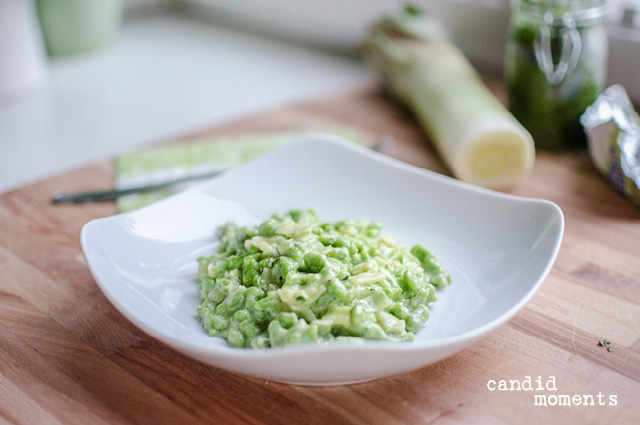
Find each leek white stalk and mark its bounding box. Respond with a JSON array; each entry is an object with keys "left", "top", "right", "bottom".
[{"left": 362, "top": 8, "right": 534, "bottom": 190}]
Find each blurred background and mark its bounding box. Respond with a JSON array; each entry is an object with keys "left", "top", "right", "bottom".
[{"left": 1, "top": 0, "right": 638, "bottom": 193}]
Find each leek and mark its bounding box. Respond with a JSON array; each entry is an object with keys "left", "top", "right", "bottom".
[{"left": 362, "top": 7, "right": 535, "bottom": 190}]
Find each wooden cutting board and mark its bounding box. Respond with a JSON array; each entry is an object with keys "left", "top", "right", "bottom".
[{"left": 1, "top": 77, "right": 639, "bottom": 425}]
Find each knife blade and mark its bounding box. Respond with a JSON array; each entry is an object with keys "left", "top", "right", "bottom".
[{"left": 51, "top": 170, "right": 223, "bottom": 204}]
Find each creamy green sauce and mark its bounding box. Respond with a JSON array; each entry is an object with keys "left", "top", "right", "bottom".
[{"left": 196, "top": 209, "right": 451, "bottom": 348}]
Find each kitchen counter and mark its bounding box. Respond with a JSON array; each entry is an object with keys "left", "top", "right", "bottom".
[
  {"left": 1, "top": 76, "right": 639, "bottom": 424},
  {"left": 4, "top": 0, "right": 640, "bottom": 195},
  {"left": 0, "top": 4, "right": 367, "bottom": 193}
]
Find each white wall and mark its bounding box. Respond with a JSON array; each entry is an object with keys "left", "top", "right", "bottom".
[{"left": 181, "top": 0, "right": 640, "bottom": 102}]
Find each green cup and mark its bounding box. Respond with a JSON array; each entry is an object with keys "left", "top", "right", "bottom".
[{"left": 36, "top": 0, "right": 123, "bottom": 57}]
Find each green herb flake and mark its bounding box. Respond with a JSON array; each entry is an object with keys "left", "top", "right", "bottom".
[
  {"left": 598, "top": 339, "right": 613, "bottom": 352},
  {"left": 404, "top": 4, "right": 422, "bottom": 16}
]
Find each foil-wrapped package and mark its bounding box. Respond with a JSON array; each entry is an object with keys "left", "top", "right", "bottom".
[{"left": 581, "top": 85, "right": 640, "bottom": 207}]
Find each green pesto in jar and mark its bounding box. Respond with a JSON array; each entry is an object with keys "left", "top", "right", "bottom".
[
  {"left": 196, "top": 209, "right": 451, "bottom": 348},
  {"left": 505, "top": 0, "right": 608, "bottom": 150}
]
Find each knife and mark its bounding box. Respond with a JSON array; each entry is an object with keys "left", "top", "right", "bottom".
[{"left": 51, "top": 170, "right": 223, "bottom": 204}]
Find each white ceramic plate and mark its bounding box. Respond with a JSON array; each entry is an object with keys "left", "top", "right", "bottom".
[{"left": 82, "top": 134, "right": 564, "bottom": 385}]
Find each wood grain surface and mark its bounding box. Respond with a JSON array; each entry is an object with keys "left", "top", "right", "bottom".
[{"left": 1, "top": 77, "right": 639, "bottom": 425}]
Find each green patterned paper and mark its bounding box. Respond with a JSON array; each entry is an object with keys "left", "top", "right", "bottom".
[{"left": 114, "top": 129, "right": 365, "bottom": 212}]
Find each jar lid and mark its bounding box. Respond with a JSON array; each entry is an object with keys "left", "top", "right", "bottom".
[{"left": 515, "top": 0, "right": 607, "bottom": 23}]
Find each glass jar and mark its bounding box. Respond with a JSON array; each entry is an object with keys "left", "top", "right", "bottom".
[{"left": 505, "top": 0, "right": 608, "bottom": 150}]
